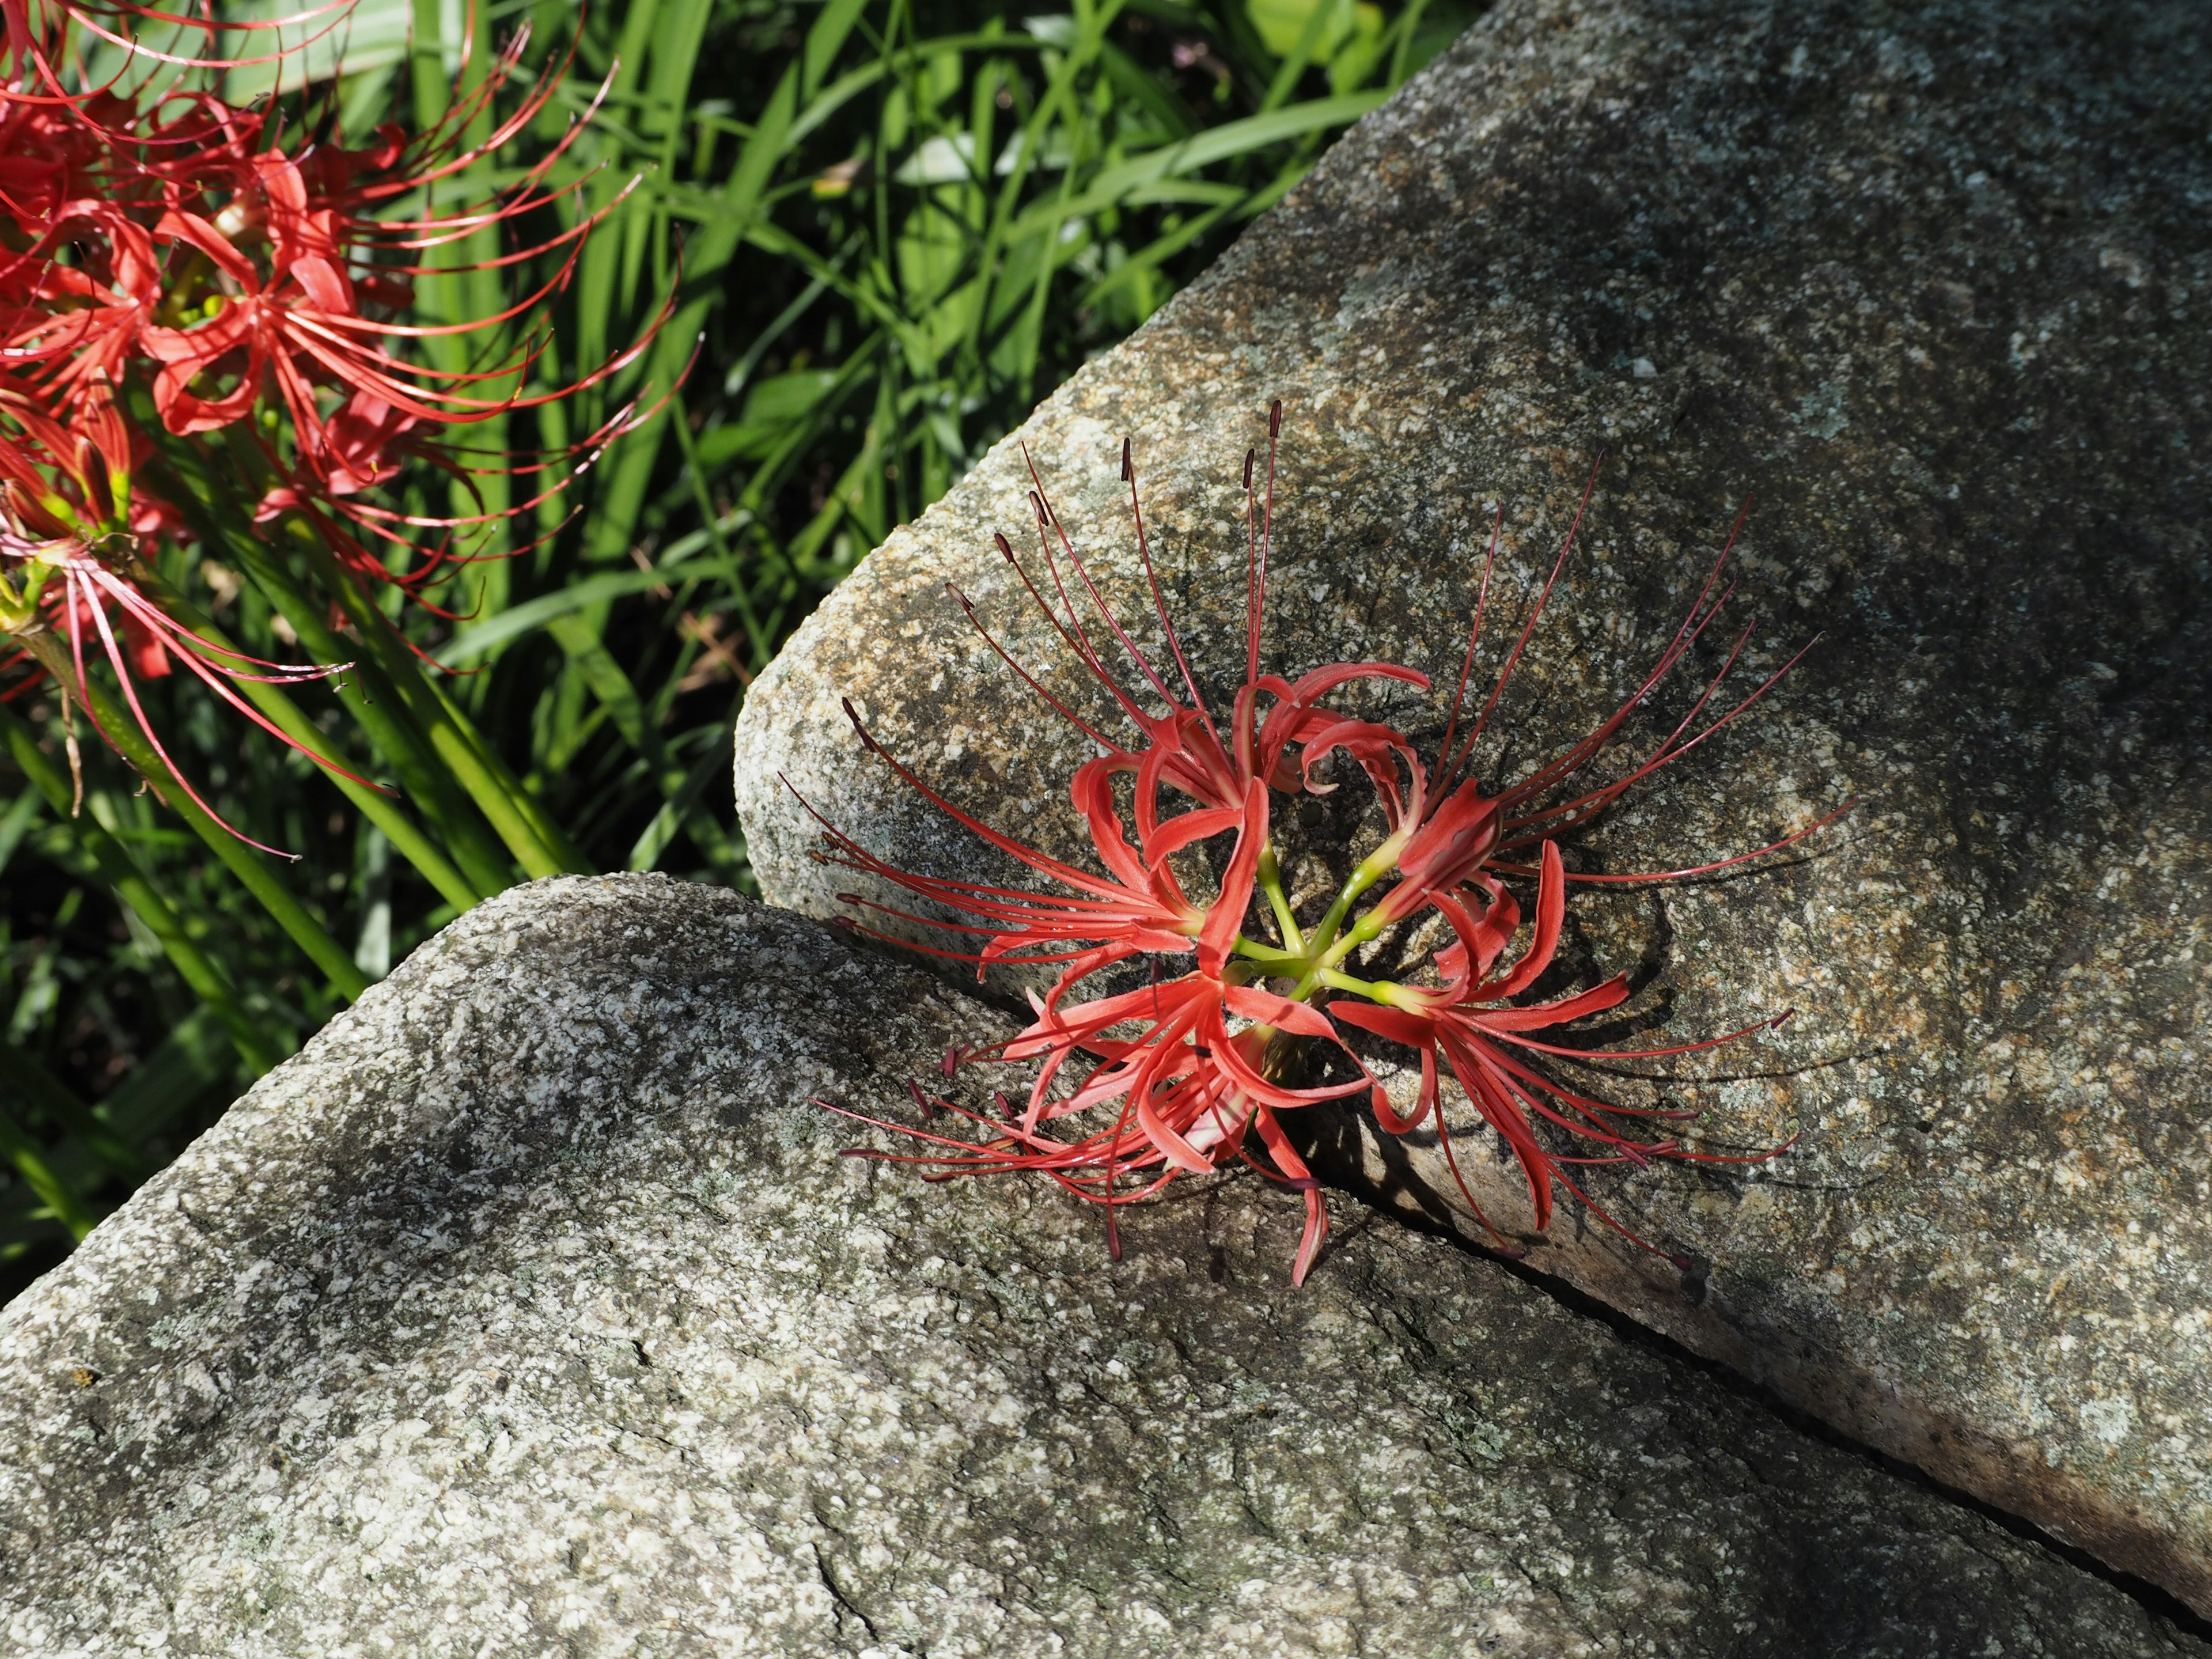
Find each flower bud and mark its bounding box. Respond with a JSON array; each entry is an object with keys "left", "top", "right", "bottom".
[{"left": 1395, "top": 779, "right": 1501, "bottom": 892}]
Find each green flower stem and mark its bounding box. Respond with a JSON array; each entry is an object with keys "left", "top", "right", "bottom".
[
  {"left": 1255, "top": 829, "right": 1418, "bottom": 1003},
  {"left": 1316, "top": 967, "right": 1402, "bottom": 1002},
  {"left": 1303, "top": 830, "right": 1411, "bottom": 966},
  {"left": 2, "top": 703, "right": 285, "bottom": 1073},
  {"left": 138, "top": 449, "right": 523, "bottom": 897},
  {"left": 16, "top": 632, "right": 372, "bottom": 1002},
  {"left": 1285, "top": 908, "right": 1402, "bottom": 1006},
  {"left": 1236, "top": 838, "right": 1423, "bottom": 1009},
  {"left": 1321, "top": 890, "right": 1414, "bottom": 968},
  {"left": 280, "top": 524, "right": 589, "bottom": 879},
  {"left": 129, "top": 569, "right": 484, "bottom": 914},
  {"left": 1230, "top": 938, "right": 1306, "bottom": 972},
  {"left": 0, "top": 1091, "right": 99, "bottom": 1242},
  {"left": 1254, "top": 842, "right": 1304, "bottom": 950}
]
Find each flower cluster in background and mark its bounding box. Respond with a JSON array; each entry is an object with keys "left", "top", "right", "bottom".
[
  {"left": 821, "top": 408, "right": 1848, "bottom": 1282},
  {"left": 0, "top": 7, "right": 645, "bottom": 850}
]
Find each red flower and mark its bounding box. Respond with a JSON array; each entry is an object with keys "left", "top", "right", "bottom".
[
  {"left": 1330, "top": 842, "right": 1790, "bottom": 1256},
  {"left": 816, "top": 691, "right": 1369, "bottom": 1281},
  {"left": 1, "top": 202, "right": 161, "bottom": 397},
  {"left": 808, "top": 713, "right": 1221, "bottom": 995},
  {"left": 839, "top": 959, "right": 1362, "bottom": 1281},
  {"left": 816, "top": 408, "right": 1848, "bottom": 1283},
  {"left": 0, "top": 380, "right": 359, "bottom": 853},
  {"left": 0, "top": 2, "right": 674, "bottom": 843},
  {"left": 0, "top": 11, "right": 651, "bottom": 506}
]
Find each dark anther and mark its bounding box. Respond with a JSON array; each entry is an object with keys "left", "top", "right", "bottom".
[
  {"left": 1268, "top": 398, "right": 1283, "bottom": 438},
  {"left": 1121, "top": 436, "right": 1132, "bottom": 482},
  {"left": 840, "top": 697, "right": 879, "bottom": 752},
  {"left": 995, "top": 1090, "right": 1021, "bottom": 1120},
  {"left": 1191, "top": 1044, "right": 1212, "bottom": 1058},
  {"left": 831, "top": 916, "right": 858, "bottom": 932},
  {"left": 908, "top": 1080, "right": 941, "bottom": 1120},
  {"left": 993, "top": 532, "right": 1014, "bottom": 561},
  {"left": 836, "top": 893, "right": 864, "bottom": 906},
  {"left": 1243, "top": 448, "right": 1255, "bottom": 491}
]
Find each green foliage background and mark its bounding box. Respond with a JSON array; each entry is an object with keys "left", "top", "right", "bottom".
[{"left": 0, "top": 0, "right": 1474, "bottom": 1298}]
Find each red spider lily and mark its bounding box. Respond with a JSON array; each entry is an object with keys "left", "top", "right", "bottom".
[
  {"left": 830, "top": 963, "right": 1368, "bottom": 1283},
  {"left": 0, "top": 0, "right": 675, "bottom": 847},
  {"left": 812, "top": 698, "right": 1371, "bottom": 1281},
  {"left": 816, "top": 406, "right": 1845, "bottom": 1285},
  {"left": 1330, "top": 841, "right": 1793, "bottom": 1258},
  {"left": 0, "top": 9, "right": 650, "bottom": 490},
  {"left": 0, "top": 380, "right": 359, "bottom": 853},
  {"left": 2, "top": 203, "right": 162, "bottom": 402}
]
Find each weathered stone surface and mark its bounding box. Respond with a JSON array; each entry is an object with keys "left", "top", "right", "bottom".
[
  {"left": 2, "top": 877, "right": 2202, "bottom": 1656},
  {"left": 732, "top": 0, "right": 2212, "bottom": 1616}
]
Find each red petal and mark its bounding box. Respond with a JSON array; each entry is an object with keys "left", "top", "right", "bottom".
[
  {"left": 1196, "top": 779, "right": 1267, "bottom": 975},
  {"left": 1482, "top": 839, "right": 1565, "bottom": 998},
  {"left": 1222, "top": 983, "right": 1336, "bottom": 1039}
]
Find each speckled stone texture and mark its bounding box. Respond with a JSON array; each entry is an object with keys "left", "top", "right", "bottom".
[
  {"left": 1, "top": 878, "right": 2205, "bottom": 1657},
  {"left": 732, "top": 0, "right": 2212, "bottom": 1618}
]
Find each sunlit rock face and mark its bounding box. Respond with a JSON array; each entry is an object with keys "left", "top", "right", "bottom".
[
  {"left": 9, "top": 879, "right": 2203, "bottom": 1656},
  {"left": 734, "top": 0, "right": 2212, "bottom": 1613}
]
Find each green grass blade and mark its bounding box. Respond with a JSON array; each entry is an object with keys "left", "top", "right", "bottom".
[
  {"left": 3, "top": 710, "right": 285, "bottom": 1073},
  {"left": 14, "top": 635, "right": 369, "bottom": 1001},
  {"left": 0, "top": 1092, "right": 99, "bottom": 1243},
  {"left": 0, "top": 1037, "right": 149, "bottom": 1185},
  {"left": 1005, "top": 90, "right": 1387, "bottom": 236},
  {"left": 434, "top": 557, "right": 739, "bottom": 665},
  {"left": 133, "top": 573, "right": 484, "bottom": 914},
  {"left": 96, "top": 1007, "right": 239, "bottom": 1149}
]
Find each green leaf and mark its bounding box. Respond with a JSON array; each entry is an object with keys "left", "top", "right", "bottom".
[
  {"left": 97, "top": 1008, "right": 240, "bottom": 1149},
  {"left": 0, "top": 786, "right": 42, "bottom": 877},
  {"left": 1005, "top": 90, "right": 1387, "bottom": 237},
  {"left": 436, "top": 556, "right": 740, "bottom": 665},
  {"left": 1249, "top": 0, "right": 1385, "bottom": 62}
]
